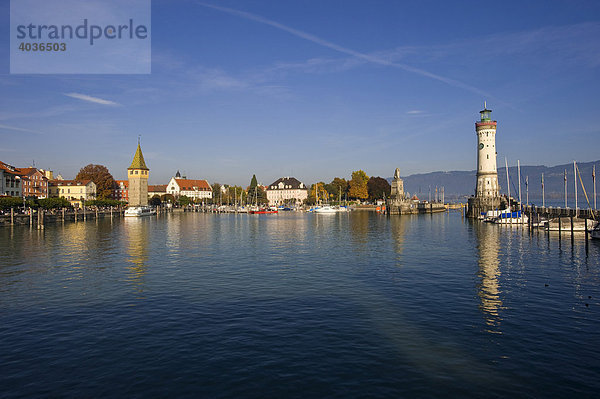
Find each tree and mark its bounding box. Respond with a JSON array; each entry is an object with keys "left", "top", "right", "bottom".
[
  {"left": 325, "top": 177, "right": 348, "bottom": 202},
  {"left": 161, "top": 194, "right": 175, "bottom": 203},
  {"left": 211, "top": 183, "right": 222, "bottom": 204},
  {"left": 149, "top": 195, "right": 161, "bottom": 206},
  {"left": 246, "top": 175, "right": 266, "bottom": 204},
  {"left": 178, "top": 195, "right": 192, "bottom": 207},
  {"left": 367, "top": 176, "right": 391, "bottom": 201},
  {"left": 307, "top": 182, "right": 328, "bottom": 205},
  {"left": 348, "top": 170, "right": 369, "bottom": 201},
  {"left": 75, "top": 164, "right": 116, "bottom": 200}
]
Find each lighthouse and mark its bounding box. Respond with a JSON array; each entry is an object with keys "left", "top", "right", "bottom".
[
  {"left": 467, "top": 103, "right": 504, "bottom": 218},
  {"left": 475, "top": 102, "right": 499, "bottom": 198}
]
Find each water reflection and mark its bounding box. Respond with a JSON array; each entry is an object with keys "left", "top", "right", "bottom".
[
  {"left": 124, "top": 218, "right": 149, "bottom": 295},
  {"left": 474, "top": 222, "right": 503, "bottom": 331},
  {"left": 389, "top": 216, "right": 407, "bottom": 257}
]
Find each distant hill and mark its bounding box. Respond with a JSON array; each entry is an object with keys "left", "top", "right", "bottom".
[{"left": 389, "top": 160, "right": 600, "bottom": 202}]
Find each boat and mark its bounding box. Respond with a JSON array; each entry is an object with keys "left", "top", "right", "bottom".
[
  {"left": 124, "top": 206, "right": 156, "bottom": 217},
  {"left": 546, "top": 217, "right": 591, "bottom": 232},
  {"left": 315, "top": 205, "right": 338, "bottom": 214},
  {"left": 249, "top": 209, "right": 278, "bottom": 214},
  {"left": 493, "top": 209, "right": 528, "bottom": 224},
  {"left": 590, "top": 221, "right": 600, "bottom": 239}
]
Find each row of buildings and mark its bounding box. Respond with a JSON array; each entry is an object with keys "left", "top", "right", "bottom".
[
  {"left": 1, "top": 160, "right": 97, "bottom": 207},
  {"left": 2, "top": 146, "right": 310, "bottom": 207}
]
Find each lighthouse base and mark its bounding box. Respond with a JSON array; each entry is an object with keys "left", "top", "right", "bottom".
[{"left": 467, "top": 196, "right": 507, "bottom": 219}]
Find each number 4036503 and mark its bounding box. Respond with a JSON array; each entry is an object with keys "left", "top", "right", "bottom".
[{"left": 18, "top": 42, "right": 66, "bottom": 51}]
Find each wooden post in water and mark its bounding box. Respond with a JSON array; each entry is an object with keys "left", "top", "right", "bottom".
[
  {"left": 83, "top": 205, "right": 86, "bottom": 221},
  {"left": 585, "top": 218, "right": 588, "bottom": 243},
  {"left": 570, "top": 215, "right": 574, "bottom": 234},
  {"left": 62, "top": 207, "right": 65, "bottom": 222},
  {"left": 10, "top": 207, "right": 14, "bottom": 225},
  {"left": 74, "top": 207, "right": 77, "bottom": 222},
  {"left": 29, "top": 208, "right": 33, "bottom": 226},
  {"left": 558, "top": 216, "right": 561, "bottom": 235},
  {"left": 95, "top": 207, "right": 98, "bottom": 220}
]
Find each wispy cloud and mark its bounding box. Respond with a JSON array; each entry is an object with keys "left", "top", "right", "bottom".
[
  {"left": 197, "top": 2, "right": 494, "bottom": 98},
  {"left": 406, "top": 110, "right": 424, "bottom": 115},
  {"left": 64, "top": 92, "right": 119, "bottom": 106},
  {"left": 0, "top": 124, "right": 45, "bottom": 135}
]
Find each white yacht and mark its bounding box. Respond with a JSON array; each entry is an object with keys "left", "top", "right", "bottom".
[{"left": 124, "top": 206, "right": 156, "bottom": 217}]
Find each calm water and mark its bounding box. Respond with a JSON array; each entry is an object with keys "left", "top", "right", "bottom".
[{"left": 1, "top": 212, "right": 599, "bottom": 398}]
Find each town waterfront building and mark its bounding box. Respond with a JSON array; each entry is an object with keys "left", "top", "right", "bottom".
[
  {"left": 467, "top": 103, "right": 505, "bottom": 218},
  {"left": 19, "top": 167, "right": 49, "bottom": 198},
  {"left": 114, "top": 180, "right": 129, "bottom": 202},
  {"left": 0, "top": 161, "right": 22, "bottom": 197},
  {"left": 48, "top": 179, "right": 97, "bottom": 207},
  {"left": 128, "top": 142, "right": 149, "bottom": 207},
  {"left": 265, "top": 177, "right": 308, "bottom": 205},
  {"left": 148, "top": 185, "right": 168, "bottom": 199},
  {"left": 166, "top": 173, "right": 212, "bottom": 201}
]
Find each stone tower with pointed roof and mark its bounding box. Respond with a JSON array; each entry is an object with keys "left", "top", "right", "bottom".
[{"left": 127, "top": 141, "right": 149, "bottom": 206}]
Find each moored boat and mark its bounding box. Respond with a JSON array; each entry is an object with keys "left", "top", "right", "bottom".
[{"left": 124, "top": 206, "right": 156, "bottom": 217}]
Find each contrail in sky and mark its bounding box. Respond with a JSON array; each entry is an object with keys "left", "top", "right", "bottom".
[{"left": 197, "top": 2, "right": 494, "bottom": 98}]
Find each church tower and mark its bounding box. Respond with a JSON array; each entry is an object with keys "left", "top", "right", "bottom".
[
  {"left": 475, "top": 102, "right": 499, "bottom": 198},
  {"left": 127, "top": 139, "right": 149, "bottom": 207}
]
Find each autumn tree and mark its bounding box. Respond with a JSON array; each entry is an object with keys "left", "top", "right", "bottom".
[
  {"left": 75, "top": 164, "right": 116, "bottom": 200},
  {"left": 367, "top": 176, "right": 391, "bottom": 201},
  {"left": 307, "top": 182, "right": 328, "bottom": 205},
  {"left": 348, "top": 170, "right": 369, "bottom": 201}
]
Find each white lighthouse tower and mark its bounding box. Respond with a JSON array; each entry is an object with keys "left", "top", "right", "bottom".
[
  {"left": 475, "top": 102, "right": 499, "bottom": 198},
  {"left": 468, "top": 102, "right": 504, "bottom": 218}
]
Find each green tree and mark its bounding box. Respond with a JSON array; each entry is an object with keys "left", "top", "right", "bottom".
[
  {"left": 75, "top": 164, "right": 116, "bottom": 200},
  {"left": 178, "top": 195, "right": 192, "bottom": 207},
  {"left": 247, "top": 175, "right": 267, "bottom": 204},
  {"left": 367, "top": 176, "right": 391, "bottom": 201},
  {"left": 161, "top": 194, "right": 175, "bottom": 203},
  {"left": 348, "top": 170, "right": 369, "bottom": 201},
  {"left": 149, "top": 195, "right": 161, "bottom": 206},
  {"left": 211, "top": 183, "right": 222, "bottom": 204},
  {"left": 325, "top": 177, "right": 348, "bottom": 203}
]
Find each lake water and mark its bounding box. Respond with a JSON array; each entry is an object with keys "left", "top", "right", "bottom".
[{"left": 1, "top": 211, "right": 599, "bottom": 398}]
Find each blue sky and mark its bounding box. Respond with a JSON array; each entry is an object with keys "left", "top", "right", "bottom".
[{"left": 1, "top": 0, "right": 599, "bottom": 186}]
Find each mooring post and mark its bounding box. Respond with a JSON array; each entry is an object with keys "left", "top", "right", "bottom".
[
  {"left": 10, "top": 207, "right": 14, "bottom": 226},
  {"left": 62, "top": 207, "right": 65, "bottom": 222},
  {"left": 570, "top": 215, "right": 574, "bottom": 234},
  {"left": 558, "top": 216, "right": 561, "bottom": 235},
  {"left": 74, "top": 207, "right": 77, "bottom": 222},
  {"left": 29, "top": 208, "right": 32, "bottom": 226},
  {"left": 585, "top": 217, "right": 588, "bottom": 243}
]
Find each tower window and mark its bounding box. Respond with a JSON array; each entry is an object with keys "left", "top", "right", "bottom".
[{"left": 487, "top": 155, "right": 489, "bottom": 159}]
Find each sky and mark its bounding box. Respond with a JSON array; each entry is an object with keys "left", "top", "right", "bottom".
[{"left": 1, "top": 0, "right": 599, "bottom": 186}]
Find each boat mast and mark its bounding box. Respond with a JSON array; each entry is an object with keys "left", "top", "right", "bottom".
[
  {"left": 594, "top": 164, "right": 597, "bottom": 210},
  {"left": 574, "top": 160, "right": 578, "bottom": 216},
  {"left": 518, "top": 160, "right": 522, "bottom": 207},
  {"left": 564, "top": 169, "right": 567, "bottom": 208},
  {"left": 542, "top": 173, "right": 545, "bottom": 208},
  {"left": 505, "top": 158, "right": 510, "bottom": 210}
]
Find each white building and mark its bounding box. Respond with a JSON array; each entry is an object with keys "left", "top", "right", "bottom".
[
  {"left": 265, "top": 177, "right": 308, "bottom": 205},
  {"left": 0, "top": 161, "right": 22, "bottom": 197},
  {"left": 166, "top": 175, "right": 212, "bottom": 201}
]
